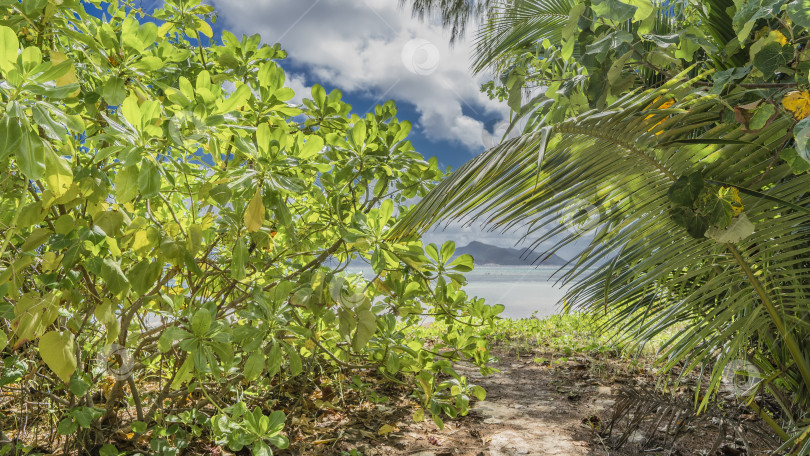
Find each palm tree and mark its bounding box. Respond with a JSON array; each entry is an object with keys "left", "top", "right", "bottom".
[
  {"left": 400, "top": 0, "right": 492, "bottom": 43},
  {"left": 396, "top": 1, "right": 810, "bottom": 451}
]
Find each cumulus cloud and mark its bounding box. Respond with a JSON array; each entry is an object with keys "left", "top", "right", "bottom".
[{"left": 210, "top": 0, "right": 508, "bottom": 151}]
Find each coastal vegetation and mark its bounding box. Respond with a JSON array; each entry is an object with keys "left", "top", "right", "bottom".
[
  {"left": 0, "top": 1, "right": 500, "bottom": 453},
  {"left": 401, "top": 0, "right": 810, "bottom": 453},
  {"left": 0, "top": 0, "right": 809, "bottom": 454}
]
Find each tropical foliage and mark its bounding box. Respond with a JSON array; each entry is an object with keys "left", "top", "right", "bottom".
[
  {"left": 0, "top": 0, "right": 502, "bottom": 453},
  {"left": 400, "top": 0, "right": 810, "bottom": 453}
]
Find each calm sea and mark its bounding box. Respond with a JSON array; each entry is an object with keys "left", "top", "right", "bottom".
[{"left": 347, "top": 265, "right": 570, "bottom": 319}]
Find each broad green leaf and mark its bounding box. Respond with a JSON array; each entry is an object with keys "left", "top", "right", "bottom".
[
  {"left": 733, "top": 1, "right": 777, "bottom": 42},
  {"left": 668, "top": 172, "right": 704, "bottom": 206},
  {"left": 230, "top": 237, "right": 247, "bottom": 280},
  {"left": 283, "top": 342, "right": 302, "bottom": 376},
  {"left": 218, "top": 83, "right": 251, "bottom": 113},
  {"left": 591, "top": 0, "right": 637, "bottom": 22},
  {"left": 44, "top": 149, "right": 73, "bottom": 196},
  {"left": 350, "top": 120, "right": 366, "bottom": 150},
  {"left": 311, "top": 84, "right": 326, "bottom": 107},
  {"left": 626, "top": 0, "right": 654, "bottom": 20},
  {"left": 121, "top": 95, "right": 142, "bottom": 128},
  {"left": 448, "top": 254, "right": 474, "bottom": 272},
  {"left": 70, "top": 374, "right": 91, "bottom": 396},
  {"left": 243, "top": 352, "right": 266, "bottom": 382},
  {"left": 127, "top": 260, "right": 161, "bottom": 295},
  {"left": 93, "top": 299, "right": 115, "bottom": 326},
  {"left": 252, "top": 441, "right": 271, "bottom": 456},
  {"left": 0, "top": 26, "right": 18, "bottom": 72},
  {"left": 57, "top": 418, "right": 78, "bottom": 435},
  {"left": 138, "top": 159, "right": 161, "bottom": 197},
  {"left": 244, "top": 188, "right": 265, "bottom": 233},
  {"left": 782, "top": 147, "right": 810, "bottom": 173},
  {"left": 114, "top": 165, "right": 140, "bottom": 203},
  {"left": 187, "top": 224, "right": 203, "bottom": 255},
  {"left": 191, "top": 309, "right": 212, "bottom": 336},
  {"left": 0, "top": 116, "right": 22, "bottom": 160},
  {"left": 170, "top": 356, "right": 194, "bottom": 389},
  {"left": 352, "top": 309, "right": 376, "bottom": 352},
  {"left": 795, "top": 117, "right": 810, "bottom": 161},
  {"left": 711, "top": 66, "right": 751, "bottom": 94},
  {"left": 100, "top": 258, "right": 130, "bottom": 295},
  {"left": 20, "top": 227, "right": 51, "bottom": 251},
  {"left": 562, "top": 3, "right": 585, "bottom": 40},
  {"left": 48, "top": 51, "right": 79, "bottom": 96},
  {"left": 669, "top": 207, "right": 708, "bottom": 239},
  {"left": 752, "top": 42, "right": 792, "bottom": 77},
  {"left": 13, "top": 293, "right": 59, "bottom": 342},
  {"left": 158, "top": 327, "right": 192, "bottom": 352},
  {"left": 21, "top": 46, "right": 42, "bottom": 72},
  {"left": 267, "top": 343, "right": 282, "bottom": 378},
  {"left": 299, "top": 135, "right": 324, "bottom": 159},
  {"left": 103, "top": 77, "right": 127, "bottom": 106},
  {"left": 16, "top": 129, "right": 46, "bottom": 181},
  {"left": 379, "top": 199, "right": 394, "bottom": 225},
  {"left": 440, "top": 241, "right": 456, "bottom": 262},
  {"left": 787, "top": 0, "right": 810, "bottom": 28},
  {"left": 748, "top": 103, "right": 775, "bottom": 130},
  {"left": 38, "top": 331, "right": 77, "bottom": 383}
]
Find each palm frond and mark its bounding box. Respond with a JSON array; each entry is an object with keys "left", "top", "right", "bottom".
[
  {"left": 392, "top": 71, "right": 810, "bottom": 428},
  {"left": 472, "top": 0, "right": 576, "bottom": 73},
  {"left": 400, "top": 0, "right": 493, "bottom": 43},
  {"left": 606, "top": 384, "right": 776, "bottom": 451}
]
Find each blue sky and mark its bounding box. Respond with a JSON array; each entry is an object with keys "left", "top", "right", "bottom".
[{"left": 206, "top": 0, "right": 510, "bottom": 171}]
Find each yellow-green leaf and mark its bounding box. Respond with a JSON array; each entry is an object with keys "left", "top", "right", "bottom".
[
  {"left": 0, "top": 26, "right": 18, "bottom": 73},
  {"left": 783, "top": 90, "right": 810, "bottom": 120},
  {"left": 244, "top": 189, "right": 265, "bottom": 233},
  {"left": 44, "top": 149, "right": 73, "bottom": 197},
  {"left": 48, "top": 51, "right": 80, "bottom": 96},
  {"left": 39, "top": 331, "right": 77, "bottom": 384}
]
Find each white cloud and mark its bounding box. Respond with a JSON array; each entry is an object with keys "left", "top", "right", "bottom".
[{"left": 210, "top": 0, "right": 509, "bottom": 151}]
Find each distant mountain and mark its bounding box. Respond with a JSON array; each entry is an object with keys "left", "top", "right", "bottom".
[{"left": 456, "top": 241, "right": 568, "bottom": 266}]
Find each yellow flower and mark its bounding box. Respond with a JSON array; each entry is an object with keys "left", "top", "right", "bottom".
[
  {"left": 770, "top": 30, "right": 788, "bottom": 45},
  {"left": 782, "top": 91, "right": 810, "bottom": 120}
]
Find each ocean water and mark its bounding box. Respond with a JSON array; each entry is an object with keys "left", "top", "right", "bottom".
[
  {"left": 460, "top": 266, "right": 570, "bottom": 318},
  {"left": 347, "top": 266, "right": 570, "bottom": 319}
]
